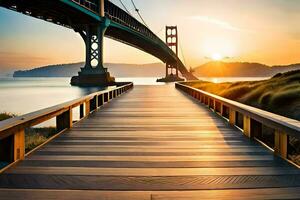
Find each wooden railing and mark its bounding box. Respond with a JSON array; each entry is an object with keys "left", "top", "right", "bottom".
[
  {"left": 176, "top": 82, "right": 300, "bottom": 164},
  {"left": 0, "top": 83, "right": 133, "bottom": 167}
]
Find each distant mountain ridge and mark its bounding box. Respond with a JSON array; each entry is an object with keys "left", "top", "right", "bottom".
[
  {"left": 13, "top": 61, "right": 300, "bottom": 78},
  {"left": 194, "top": 61, "right": 300, "bottom": 77},
  {"left": 13, "top": 62, "right": 165, "bottom": 77}
]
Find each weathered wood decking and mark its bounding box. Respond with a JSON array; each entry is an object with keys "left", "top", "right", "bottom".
[{"left": 0, "top": 85, "right": 300, "bottom": 199}]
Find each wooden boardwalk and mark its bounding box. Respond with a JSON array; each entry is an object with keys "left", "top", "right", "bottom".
[{"left": 1, "top": 85, "right": 300, "bottom": 199}]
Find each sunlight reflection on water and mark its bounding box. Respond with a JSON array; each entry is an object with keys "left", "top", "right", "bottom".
[
  {"left": 0, "top": 77, "right": 163, "bottom": 119},
  {"left": 0, "top": 76, "right": 267, "bottom": 126}
]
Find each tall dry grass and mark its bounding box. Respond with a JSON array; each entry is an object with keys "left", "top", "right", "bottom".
[
  {"left": 0, "top": 113, "right": 56, "bottom": 152},
  {"left": 185, "top": 70, "right": 300, "bottom": 121}
]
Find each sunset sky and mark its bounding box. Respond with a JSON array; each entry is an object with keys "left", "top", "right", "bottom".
[{"left": 1, "top": 0, "right": 300, "bottom": 71}]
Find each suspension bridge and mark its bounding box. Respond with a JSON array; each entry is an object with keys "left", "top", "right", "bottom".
[
  {"left": 0, "top": 0, "right": 197, "bottom": 86},
  {"left": 0, "top": 0, "right": 300, "bottom": 199}
]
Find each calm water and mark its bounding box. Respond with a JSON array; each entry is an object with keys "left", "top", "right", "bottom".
[
  {"left": 0, "top": 77, "right": 163, "bottom": 116},
  {"left": 0, "top": 76, "right": 268, "bottom": 117}
]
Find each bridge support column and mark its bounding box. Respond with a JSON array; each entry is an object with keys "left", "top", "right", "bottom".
[
  {"left": 71, "top": 18, "right": 115, "bottom": 87},
  {"left": 157, "top": 26, "right": 184, "bottom": 82}
]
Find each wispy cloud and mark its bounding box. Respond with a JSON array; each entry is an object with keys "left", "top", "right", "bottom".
[{"left": 188, "top": 16, "right": 242, "bottom": 32}]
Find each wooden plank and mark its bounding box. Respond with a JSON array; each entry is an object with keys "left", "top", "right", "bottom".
[
  {"left": 37, "top": 147, "right": 268, "bottom": 153},
  {"left": 25, "top": 155, "right": 275, "bottom": 161},
  {"left": 17, "top": 160, "right": 291, "bottom": 168},
  {"left": 0, "top": 84, "right": 299, "bottom": 199},
  {"left": 34, "top": 150, "right": 270, "bottom": 156},
  {"left": 152, "top": 188, "right": 300, "bottom": 200},
  {"left": 6, "top": 167, "right": 300, "bottom": 176},
  {"left": 2, "top": 188, "right": 299, "bottom": 200},
  {"left": 0, "top": 189, "right": 151, "bottom": 200},
  {"left": 1, "top": 174, "right": 300, "bottom": 190}
]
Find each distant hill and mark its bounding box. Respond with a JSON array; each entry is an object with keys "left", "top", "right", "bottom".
[
  {"left": 194, "top": 61, "right": 300, "bottom": 77},
  {"left": 0, "top": 69, "right": 14, "bottom": 77},
  {"left": 13, "top": 62, "right": 165, "bottom": 77},
  {"left": 13, "top": 61, "right": 300, "bottom": 78}
]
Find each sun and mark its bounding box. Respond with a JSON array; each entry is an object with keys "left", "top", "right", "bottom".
[{"left": 211, "top": 53, "right": 223, "bottom": 61}]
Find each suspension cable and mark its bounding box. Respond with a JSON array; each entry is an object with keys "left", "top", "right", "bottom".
[
  {"left": 118, "top": 0, "right": 132, "bottom": 15},
  {"left": 155, "top": 26, "right": 165, "bottom": 35},
  {"left": 130, "top": 0, "right": 149, "bottom": 28},
  {"left": 179, "top": 40, "right": 189, "bottom": 69}
]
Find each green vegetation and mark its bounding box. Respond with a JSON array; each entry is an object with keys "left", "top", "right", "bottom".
[
  {"left": 185, "top": 70, "right": 300, "bottom": 121},
  {"left": 0, "top": 113, "right": 56, "bottom": 152},
  {"left": 25, "top": 127, "right": 56, "bottom": 152},
  {"left": 0, "top": 112, "right": 16, "bottom": 121}
]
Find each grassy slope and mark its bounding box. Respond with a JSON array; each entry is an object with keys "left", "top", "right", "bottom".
[
  {"left": 185, "top": 70, "right": 300, "bottom": 165},
  {"left": 185, "top": 70, "right": 300, "bottom": 121},
  {"left": 0, "top": 113, "right": 16, "bottom": 121},
  {"left": 0, "top": 113, "right": 56, "bottom": 152}
]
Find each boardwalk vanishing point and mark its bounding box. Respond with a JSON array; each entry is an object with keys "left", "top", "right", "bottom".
[{"left": 0, "top": 84, "right": 300, "bottom": 200}]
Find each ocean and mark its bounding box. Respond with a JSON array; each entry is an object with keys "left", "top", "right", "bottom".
[{"left": 0, "top": 77, "right": 268, "bottom": 120}]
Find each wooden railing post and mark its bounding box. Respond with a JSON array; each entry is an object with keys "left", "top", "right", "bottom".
[
  {"left": 56, "top": 108, "right": 72, "bottom": 132},
  {"left": 274, "top": 130, "right": 288, "bottom": 158},
  {"left": 95, "top": 95, "right": 99, "bottom": 108},
  {"left": 220, "top": 103, "right": 224, "bottom": 116},
  {"left": 229, "top": 109, "right": 236, "bottom": 126},
  {"left": 243, "top": 115, "right": 251, "bottom": 138},
  {"left": 14, "top": 129, "right": 25, "bottom": 161},
  {"left": 213, "top": 99, "right": 216, "bottom": 111},
  {"left": 85, "top": 100, "right": 90, "bottom": 116}
]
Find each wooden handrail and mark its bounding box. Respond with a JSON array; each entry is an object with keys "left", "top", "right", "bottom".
[
  {"left": 0, "top": 82, "right": 133, "bottom": 165},
  {"left": 176, "top": 82, "right": 300, "bottom": 161}
]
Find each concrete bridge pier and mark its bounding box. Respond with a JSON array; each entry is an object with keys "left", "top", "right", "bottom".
[{"left": 71, "top": 18, "right": 115, "bottom": 87}]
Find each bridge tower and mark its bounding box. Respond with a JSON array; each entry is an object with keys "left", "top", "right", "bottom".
[
  {"left": 157, "top": 26, "right": 184, "bottom": 82},
  {"left": 71, "top": 0, "right": 115, "bottom": 87}
]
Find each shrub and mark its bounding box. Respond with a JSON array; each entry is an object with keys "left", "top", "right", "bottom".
[{"left": 0, "top": 113, "right": 15, "bottom": 121}]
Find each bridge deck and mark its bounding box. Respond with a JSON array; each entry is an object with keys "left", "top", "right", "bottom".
[{"left": 1, "top": 85, "right": 300, "bottom": 199}]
